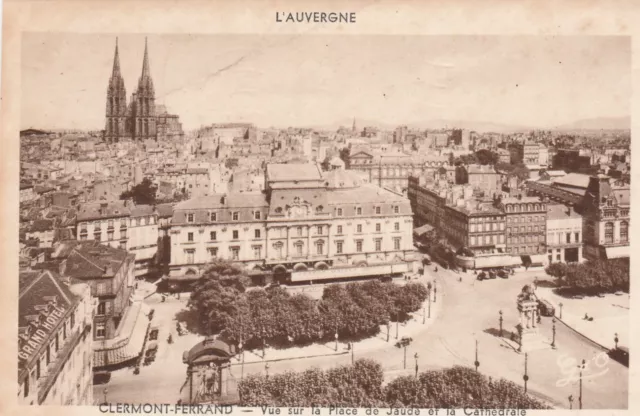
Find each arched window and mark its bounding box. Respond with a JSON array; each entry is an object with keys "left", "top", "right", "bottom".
[
  {"left": 604, "top": 222, "right": 614, "bottom": 244},
  {"left": 620, "top": 221, "right": 629, "bottom": 243}
]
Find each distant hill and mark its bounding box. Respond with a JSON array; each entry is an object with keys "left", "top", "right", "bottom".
[{"left": 549, "top": 116, "right": 630, "bottom": 131}]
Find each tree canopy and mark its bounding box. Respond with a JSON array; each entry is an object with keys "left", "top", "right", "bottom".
[
  {"left": 546, "top": 258, "right": 629, "bottom": 296},
  {"left": 120, "top": 177, "right": 157, "bottom": 205},
  {"left": 239, "top": 362, "right": 549, "bottom": 409}
]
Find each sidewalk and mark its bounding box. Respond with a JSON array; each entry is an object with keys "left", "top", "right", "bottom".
[
  {"left": 231, "top": 285, "right": 444, "bottom": 365},
  {"left": 536, "top": 287, "right": 629, "bottom": 350}
]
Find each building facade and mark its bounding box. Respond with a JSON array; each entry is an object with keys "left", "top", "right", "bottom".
[
  {"left": 580, "top": 174, "right": 630, "bottom": 260},
  {"left": 18, "top": 270, "right": 93, "bottom": 405},
  {"left": 498, "top": 195, "right": 547, "bottom": 256},
  {"left": 546, "top": 204, "right": 583, "bottom": 263},
  {"left": 167, "top": 164, "right": 415, "bottom": 281}
]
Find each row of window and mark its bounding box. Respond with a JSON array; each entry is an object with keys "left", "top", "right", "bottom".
[
  {"left": 504, "top": 203, "right": 545, "bottom": 213},
  {"left": 470, "top": 234, "right": 505, "bottom": 246},
  {"left": 78, "top": 216, "right": 155, "bottom": 230},
  {"left": 506, "top": 246, "right": 544, "bottom": 254},
  {"left": 507, "top": 234, "right": 544, "bottom": 244},
  {"left": 508, "top": 225, "right": 544, "bottom": 234},
  {"left": 185, "top": 222, "right": 402, "bottom": 243},
  {"left": 470, "top": 223, "right": 505, "bottom": 232},
  {"left": 604, "top": 221, "right": 629, "bottom": 243},
  {"left": 547, "top": 232, "right": 581, "bottom": 245},
  {"left": 183, "top": 237, "right": 404, "bottom": 263}
]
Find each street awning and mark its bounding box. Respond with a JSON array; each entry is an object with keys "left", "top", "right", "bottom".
[
  {"left": 93, "top": 301, "right": 150, "bottom": 368},
  {"left": 605, "top": 246, "right": 630, "bottom": 259},
  {"left": 413, "top": 224, "right": 434, "bottom": 236},
  {"left": 474, "top": 255, "right": 521, "bottom": 269},
  {"left": 529, "top": 254, "right": 547, "bottom": 266}
]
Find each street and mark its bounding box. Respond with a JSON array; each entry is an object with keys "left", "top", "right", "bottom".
[{"left": 96, "top": 267, "right": 628, "bottom": 409}]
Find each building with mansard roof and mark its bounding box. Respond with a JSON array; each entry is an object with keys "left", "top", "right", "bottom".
[
  {"left": 165, "top": 163, "right": 415, "bottom": 288},
  {"left": 18, "top": 269, "right": 93, "bottom": 405}
]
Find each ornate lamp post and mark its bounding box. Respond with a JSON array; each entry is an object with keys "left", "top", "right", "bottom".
[
  {"left": 578, "top": 359, "right": 585, "bottom": 409},
  {"left": 551, "top": 318, "right": 557, "bottom": 349},
  {"left": 615, "top": 333, "right": 619, "bottom": 349},
  {"left": 474, "top": 339, "right": 480, "bottom": 372},
  {"left": 265, "top": 362, "right": 270, "bottom": 380},
  {"left": 559, "top": 302, "right": 563, "bottom": 319},
  {"left": 395, "top": 337, "right": 413, "bottom": 369},
  {"left": 523, "top": 353, "right": 529, "bottom": 394},
  {"left": 414, "top": 353, "right": 419, "bottom": 377},
  {"left": 499, "top": 310, "right": 503, "bottom": 337}
]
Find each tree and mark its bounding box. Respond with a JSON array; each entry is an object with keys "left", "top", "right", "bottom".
[
  {"left": 475, "top": 149, "right": 498, "bottom": 165},
  {"left": 120, "top": 177, "right": 157, "bottom": 205},
  {"left": 339, "top": 147, "right": 351, "bottom": 169}
]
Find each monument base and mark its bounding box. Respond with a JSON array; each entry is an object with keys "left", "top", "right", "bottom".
[{"left": 514, "top": 328, "right": 552, "bottom": 353}]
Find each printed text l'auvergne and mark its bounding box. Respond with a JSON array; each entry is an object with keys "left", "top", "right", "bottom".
[{"left": 276, "top": 12, "right": 356, "bottom": 23}]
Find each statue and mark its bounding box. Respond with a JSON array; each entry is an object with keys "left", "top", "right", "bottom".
[{"left": 516, "top": 284, "right": 541, "bottom": 352}]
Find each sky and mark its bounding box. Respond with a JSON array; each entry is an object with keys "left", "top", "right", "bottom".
[{"left": 21, "top": 33, "right": 631, "bottom": 131}]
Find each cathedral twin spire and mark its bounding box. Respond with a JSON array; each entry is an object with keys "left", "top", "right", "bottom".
[{"left": 105, "top": 37, "right": 156, "bottom": 142}]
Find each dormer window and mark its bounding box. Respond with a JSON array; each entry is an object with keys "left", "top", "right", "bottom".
[
  {"left": 232, "top": 212, "right": 239, "bottom": 221},
  {"left": 337, "top": 208, "right": 343, "bottom": 216},
  {"left": 356, "top": 207, "right": 362, "bottom": 215},
  {"left": 375, "top": 206, "right": 381, "bottom": 215},
  {"left": 210, "top": 212, "right": 217, "bottom": 222},
  {"left": 254, "top": 211, "right": 261, "bottom": 220},
  {"left": 187, "top": 214, "right": 194, "bottom": 223}
]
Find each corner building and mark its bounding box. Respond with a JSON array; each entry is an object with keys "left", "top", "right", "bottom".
[{"left": 167, "top": 164, "right": 415, "bottom": 285}]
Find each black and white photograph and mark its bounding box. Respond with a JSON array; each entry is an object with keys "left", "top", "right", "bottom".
[{"left": 2, "top": 2, "right": 635, "bottom": 414}]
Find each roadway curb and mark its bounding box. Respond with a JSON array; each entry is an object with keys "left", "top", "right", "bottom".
[
  {"left": 552, "top": 314, "right": 611, "bottom": 352},
  {"left": 230, "top": 350, "right": 349, "bottom": 366}
]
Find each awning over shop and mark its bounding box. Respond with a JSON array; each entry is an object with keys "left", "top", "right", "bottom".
[
  {"left": 93, "top": 301, "right": 150, "bottom": 368},
  {"left": 529, "top": 254, "right": 547, "bottom": 266},
  {"left": 605, "top": 245, "right": 630, "bottom": 259},
  {"left": 474, "top": 255, "right": 521, "bottom": 269},
  {"left": 413, "top": 224, "right": 434, "bottom": 236}
]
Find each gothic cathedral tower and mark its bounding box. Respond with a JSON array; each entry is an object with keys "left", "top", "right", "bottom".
[
  {"left": 105, "top": 38, "right": 127, "bottom": 143},
  {"left": 132, "top": 38, "right": 156, "bottom": 141}
]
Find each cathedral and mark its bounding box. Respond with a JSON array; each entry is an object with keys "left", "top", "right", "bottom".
[{"left": 105, "top": 38, "right": 184, "bottom": 143}]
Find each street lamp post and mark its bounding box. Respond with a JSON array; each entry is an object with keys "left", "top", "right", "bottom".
[
  {"left": 335, "top": 330, "right": 339, "bottom": 352},
  {"left": 579, "top": 359, "right": 585, "bottom": 409},
  {"left": 265, "top": 362, "right": 270, "bottom": 380},
  {"left": 238, "top": 341, "right": 244, "bottom": 382},
  {"left": 615, "top": 333, "right": 619, "bottom": 349},
  {"left": 499, "top": 310, "right": 503, "bottom": 337},
  {"left": 559, "top": 302, "right": 563, "bottom": 319},
  {"left": 523, "top": 353, "right": 529, "bottom": 394},
  {"left": 428, "top": 290, "right": 432, "bottom": 318},
  {"left": 350, "top": 343, "right": 354, "bottom": 365},
  {"left": 414, "top": 353, "right": 419, "bottom": 377},
  {"left": 551, "top": 318, "right": 556, "bottom": 349},
  {"left": 474, "top": 339, "right": 480, "bottom": 372},
  {"left": 395, "top": 337, "right": 413, "bottom": 370},
  {"left": 103, "top": 387, "right": 108, "bottom": 405},
  {"left": 518, "top": 325, "right": 523, "bottom": 353},
  {"left": 386, "top": 321, "right": 390, "bottom": 342},
  {"left": 434, "top": 282, "right": 437, "bottom": 303}
]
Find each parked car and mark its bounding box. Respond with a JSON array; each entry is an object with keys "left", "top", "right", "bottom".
[
  {"left": 93, "top": 371, "right": 111, "bottom": 385},
  {"left": 422, "top": 257, "right": 432, "bottom": 266},
  {"left": 538, "top": 299, "right": 555, "bottom": 317},
  {"left": 477, "top": 272, "right": 487, "bottom": 281},
  {"left": 488, "top": 271, "right": 497, "bottom": 279},
  {"left": 498, "top": 270, "right": 509, "bottom": 279},
  {"left": 609, "top": 346, "right": 629, "bottom": 367}
]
